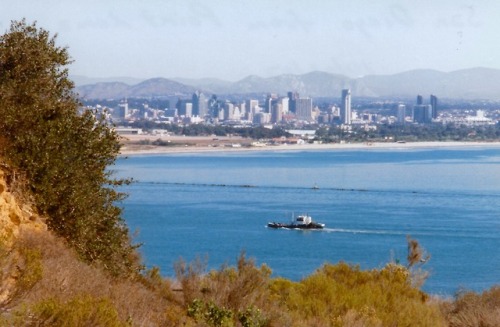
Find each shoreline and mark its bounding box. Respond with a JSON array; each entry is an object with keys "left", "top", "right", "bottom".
[{"left": 119, "top": 139, "right": 500, "bottom": 156}]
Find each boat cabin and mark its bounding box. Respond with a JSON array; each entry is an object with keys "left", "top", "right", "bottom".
[{"left": 295, "top": 215, "right": 312, "bottom": 225}]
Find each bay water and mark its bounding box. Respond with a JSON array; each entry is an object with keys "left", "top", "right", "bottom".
[{"left": 115, "top": 146, "right": 500, "bottom": 296}]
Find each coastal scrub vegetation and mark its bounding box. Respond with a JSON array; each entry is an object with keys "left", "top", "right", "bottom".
[
  {"left": 3, "top": 230, "right": 499, "bottom": 326},
  {"left": 0, "top": 19, "right": 499, "bottom": 326}
]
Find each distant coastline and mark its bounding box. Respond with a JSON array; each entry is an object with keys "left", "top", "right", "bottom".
[{"left": 119, "top": 136, "right": 500, "bottom": 156}]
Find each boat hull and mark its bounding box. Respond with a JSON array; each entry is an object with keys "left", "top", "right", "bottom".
[{"left": 267, "top": 222, "right": 325, "bottom": 229}]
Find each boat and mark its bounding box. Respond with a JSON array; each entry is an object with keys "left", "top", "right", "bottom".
[{"left": 267, "top": 214, "right": 325, "bottom": 229}]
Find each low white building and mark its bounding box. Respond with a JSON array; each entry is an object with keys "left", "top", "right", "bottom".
[
  {"left": 114, "top": 127, "right": 143, "bottom": 135},
  {"left": 286, "top": 129, "right": 316, "bottom": 140},
  {"left": 464, "top": 110, "right": 494, "bottom": 126}
]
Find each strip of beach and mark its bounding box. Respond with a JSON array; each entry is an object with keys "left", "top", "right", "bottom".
[{"left": 119, "top": 134, "right": 500, "bottom": 156}]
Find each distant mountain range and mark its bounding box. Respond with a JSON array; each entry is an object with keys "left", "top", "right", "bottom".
[{"left": 73, "top": 67, "right": 500, "bottom": 100}]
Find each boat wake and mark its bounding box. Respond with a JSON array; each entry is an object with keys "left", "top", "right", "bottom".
[
  {"left": 322, "top": 228, "right": 406, "bottom": 236},
  {"left": 266, "top": 226, "right": 406, "bottom": 236}
]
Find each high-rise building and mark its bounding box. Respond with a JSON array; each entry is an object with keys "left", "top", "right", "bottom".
[
  {"left": 340, "top": 89, "right": 351, "bottom": 125},
  {"left": 176, "top": 99, "right": 192, "bottom": 117},
  {"left": 416, "top": 95, "right": 423, "bottom": 105},
  {"left": 245, "top": 99, "right": 260, "bottom": 122},
  {"left": 223, "top": 102, "right": 234, "bottom": 120},
  {"left": 246, "top": 99, "right": 259, "bottom": 113},
  {"left": 281, "top": 97, "right": 289, "bottom": 114},
  {"left": 430, "top": 94, "right": 438, "bottom": 119},
  {"left": 287, "top": 91, "right": 299, "bottom": 113},
  {"left": 271, "top": 103, "right": 283, "bottom": 123},
  {"left": 208, "top": 95, "right": 223, "bottom": 118},
  {"left": 253, "top": 112, "right": 271, "bottom": 124},
  {"left": 192, "top": 91, "right": 208, "bottom": 117},
  {"left": 295, "top": 97, "right": 313, "bottom": 121},
  {"left": 117, "top": 100, "right": 128, "bottom": 119},
  {"left": 413, "top": 105, "right": 432, "bottom": 123},
  {"left": 237, "top": 102, "right": 246, "bottom": 120},
  {"left": 397, "top": 104, "right": 406, "bottom": 124},
  {"left": 265, "top": 94, "right": 277, "bottom": 113}
]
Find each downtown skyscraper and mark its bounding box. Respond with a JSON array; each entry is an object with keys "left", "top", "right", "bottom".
[{"left": 340, "top": 89, "right": 351, "bottom": 125}]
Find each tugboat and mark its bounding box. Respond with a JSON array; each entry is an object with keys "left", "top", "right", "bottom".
[{"left": 267, "top": 214, "right": 325, "bottom": 229}]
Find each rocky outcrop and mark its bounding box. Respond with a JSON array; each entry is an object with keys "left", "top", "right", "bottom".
[
  {"left": 0, "top": 167, "right": 46, "bottom": 305},
  {"left": 0, "top": 169, "right": 46, "bottom": 245}
]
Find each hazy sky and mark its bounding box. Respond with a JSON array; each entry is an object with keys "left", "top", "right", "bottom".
[{"left": 2, "top": 0, "right": 499, "bottom": 81}]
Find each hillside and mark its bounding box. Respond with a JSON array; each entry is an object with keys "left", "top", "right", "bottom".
[
  {"left": 0, "top": 166, "right": 181, "bottom": 325},
  {"left": 76, "top": 77, "right": 197, "bottom": 99},
  {"left": 75, "top": 67, "right": 500, "bottom": 100}
]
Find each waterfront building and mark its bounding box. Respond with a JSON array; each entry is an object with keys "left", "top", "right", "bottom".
[
  {"left": 340, "top": 89, "right": 351, "bottom": 125},
  {"left": 464, "top": 110, "right": 494, "bottom": 126}
]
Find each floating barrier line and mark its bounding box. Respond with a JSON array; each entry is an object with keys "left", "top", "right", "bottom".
[{"left": 129, "top": 181, "right": 500, "bottom": 198}]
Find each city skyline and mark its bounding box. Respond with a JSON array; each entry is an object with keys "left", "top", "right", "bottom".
[{"left": 3, "top": 1, "right": 500, "bottom": 81}]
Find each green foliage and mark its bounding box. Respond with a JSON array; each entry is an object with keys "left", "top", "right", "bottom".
[
  {"left": 16, "top": 247, "right": 43, "bottom": 294},
  {"left": 176, "top": 254, "right": 446, "bottom": 326},
  {"left": 269, "top": 262, "right": 445, "bottom": 326},
  {"left": 188, "top": 299, "right": 234, "bottom": 327},
  {"left": 0, "top": 20, "right": 138, "bottom": 275},
  {"left": 316, "top": 122, "right": 500, "bottom": 144},
  {"left": 126, "top": 119, "right": 291, "bottom": 139},
  {"left": 12, "top": 295, "right": 127, "bottom": 327},
  {"left": 237, "top": 306, "right": 269, "bottom": 327},
  {"left": 177, "top": 253, "right": 273, "bottom": 326}
]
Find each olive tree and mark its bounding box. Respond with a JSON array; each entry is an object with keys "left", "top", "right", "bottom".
[{"left": 0, "top": 19, "right": 139, "bottom": 275}]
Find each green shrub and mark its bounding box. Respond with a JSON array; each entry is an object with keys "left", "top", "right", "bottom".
[
  {"left": 188, "top": 299, "right": 234, "bottom": 327},
  {"left": 237, "top": 306, "right": 269, "bottom": 327},
  {"left": 15, "top": 295, "right": 126, "bottom": 327},
  {"left": 269, "top": 262, "right": 445, "bottom": 326},
  {"left": 16, "top": 247, "right": 43, "bottom": 294},
  {"left": 0, "top": 19, "right": 139, "bottom": 276}
]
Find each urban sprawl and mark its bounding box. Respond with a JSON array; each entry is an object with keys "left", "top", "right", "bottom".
[{"left": 83, "top": 89, "right": 500, "bottom": 144}]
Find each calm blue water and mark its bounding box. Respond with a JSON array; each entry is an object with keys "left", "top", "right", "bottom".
[{"left": 115, "top": 147, "right": 500, "bottom": 296}]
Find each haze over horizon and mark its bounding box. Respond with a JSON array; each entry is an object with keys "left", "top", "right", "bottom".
[{"left": 3, "top": 1, "right": 500, "bottom": 81}]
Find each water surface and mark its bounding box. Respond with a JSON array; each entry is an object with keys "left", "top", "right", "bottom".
[{"left": 116, "top": 147, "right": 500, "bottom": 296}]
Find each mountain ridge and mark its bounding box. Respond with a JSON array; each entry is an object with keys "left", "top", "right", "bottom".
[{"left": 74, "top": 67, "right": 500, "bottom": 100}]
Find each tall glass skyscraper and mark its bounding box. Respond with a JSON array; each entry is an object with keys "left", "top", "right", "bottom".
[
  {"left": 430, "top": 94, "right": 438, "bottom": 119},
  {"left": 341, "top": 89, "right": 351, "bottom": 125},
  {"left": 192, "top": 91, "right": 208, "bottom": 117}
]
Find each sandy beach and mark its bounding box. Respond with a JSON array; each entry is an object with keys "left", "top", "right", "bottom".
[{"left": 119, "top": 134, "right": 500, "bottom": 155}]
